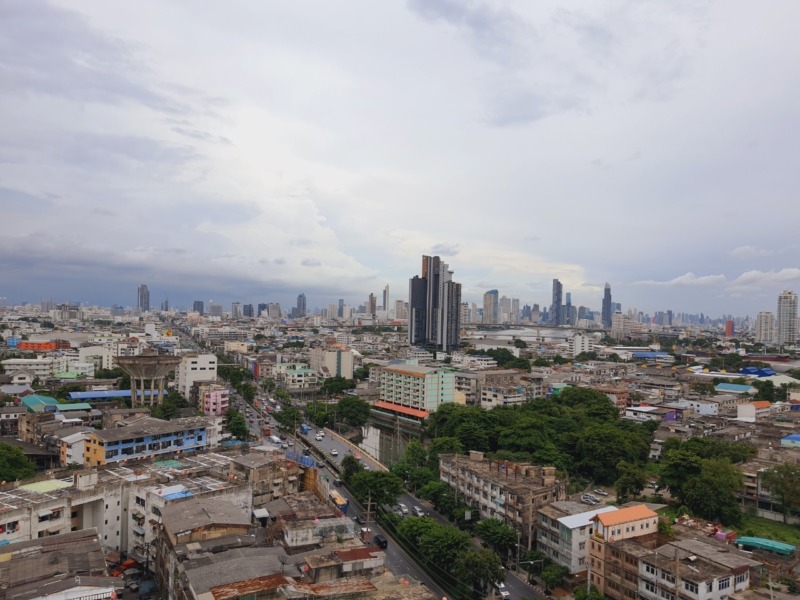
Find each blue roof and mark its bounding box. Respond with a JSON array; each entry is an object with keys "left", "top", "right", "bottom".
[
  {"left": 162, "top": 490, "right": 193, "bottom": 500},
  {"left": 715, "top": 383, "right": 755, "bottom": 392},
  {"left": 632, "top": 352, "right": 670, "bottom": 358},
  {"left": 736, "top": 537, "right": 795, "bottom": 556},
  {"left": 738, "top": 367, "right": 776, "bottom": 377},
  {"left": 782, "top": 434, "right": 800, "bottom": 442},
  {"left": 68, "top": 390, "right": 159, "bottom": 400}
]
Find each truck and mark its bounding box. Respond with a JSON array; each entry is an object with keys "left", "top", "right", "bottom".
[
  {"left": 269, "top": 435, "right": 281, "bottom": 445},
  {"left": 262, "top": 426, "right": 271, "bottom": 437},
  {"left": 300, "top": 423, "right": 309, "bottom": 434}
]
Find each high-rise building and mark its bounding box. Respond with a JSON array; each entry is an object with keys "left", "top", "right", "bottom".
[
  {"left": 296, "top": 293, "right": 307, "bottom": 318},
  {"left": 193, "top": 300, "right": 204, "bottom": 315},
  {"left": 382, "top": 285, "right": 390, "bottom": 312},
  {"left": 208, "top": 301, "right": 223, "bottom": 317},
  {"left": 231, "top": 302, "right": 242, "bottom": 318},
  {"left": 257, "top": 303, "right": 268, "bottom": 317},
  {"left": 755, "top": 311, "right": 774, "bottom": 344},
  {"left": 483, "top": 290, "right": 499, "bottom": 324},
  {"left": 368, "top": 293, "right": 377, "bottom": 317},
  {"left": 338, "top": 299, "right": 344, "bottom": 318},
  {"left": 550, "top": 279, "right": 563, "bottom": 326},
  {"left": 137, "top": 284, "right": 150, "bottom": 313},
  {"left": 565, "top": 292, "right": 573, "bottom": 326},
  {"left": 242, "top": 304, "right": 254, "bottom": 318},
  {"left": 395, "top": 299, "right": 408, "bottom": 320},
  {"left": 725, "top": 320, "right": 735, "bottom": 337},
  {"left": 776, "top": 290, "right": 798, "bottom": 346},
  {"left": 160, "top": 298, "right": 169, "bottom": 312},
  {"left": 408, "top": 255, "right": 462, "bottom": 352},
  {"left": 601, "top": 283, "right": 612, "bottom": 329}
]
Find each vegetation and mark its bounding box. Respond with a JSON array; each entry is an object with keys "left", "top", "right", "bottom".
[
  {"left": 349, "top": 470, "right": 404, "bottom": 509},
  {"left": 224, "top": 408, "right": 250, "bottom": 440},
  {"left": 760, "top": 463, "right": 800, "bottom": 523},
  {"left": 151, "top": 390, "right": 193, "bottom": 420},
  {"left": 466, "top": 348, "right": 531, "bottom": 371},
  {"left": 336, "top": 396, "right": 371, "bottom": 428},
  {"left": 320, "top": 376, "right": 356, "bottom": 395},
  {"left": 475, "top": 518, "right": 517, "bottom": 558},
  {"left": 0, "top": 443, "right": 36, "bottom": 482}
]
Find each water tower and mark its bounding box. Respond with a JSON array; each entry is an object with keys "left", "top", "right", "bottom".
[{"left": 116, "top": 352, "right": 182, "bottom": 407}]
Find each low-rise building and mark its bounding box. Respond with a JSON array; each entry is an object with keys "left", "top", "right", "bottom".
[{"left": 439, "top": 451, "right": 566, "bottom": 549}]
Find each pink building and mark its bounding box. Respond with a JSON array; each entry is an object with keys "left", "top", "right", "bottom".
[{"left": 202, "top": 388, "right": 230, "bottom": 416}]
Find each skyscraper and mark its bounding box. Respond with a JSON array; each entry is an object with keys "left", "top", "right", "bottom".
[
  {"left": 296, "top": 293, "right": 307, "bottom": 318},
  {"left": 383, "top": 285, "right": 390, "bottom": 312},
  {"left": 483, "top": 290, "right": 499, "bottom": 324},
  {"left": 137, "top": 284, "right": 150, "bottom": 312},
  {"left": 368, "top": 293, "right": 377, "bottom": 317},
  {"left": 776, "top": 291, "right": 798, "bottom": 346},
  {"left": 601, "top": 283, "right": 613, "bottom": 329},
  {"left": 193, "top": 300, "right": 204, "bottom": 315},
  {"left": 755, "top": 311, "right": 774, "bottom": 344},
  {"left": 231, "top": 302, "right": 242, "bottom": 318},
  {"left": 338, "top": 299, "right": 344, "bottom": 318},
  {"left": 550, "top": 279, "right": 563, "bottom": 326},
  {"left": 408, "top": 255, "right": 462, "bottom": 352}
]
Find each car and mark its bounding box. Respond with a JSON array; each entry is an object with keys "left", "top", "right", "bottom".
[
  {"left": 413, "top": 506, "right": 426, "bottom": 517},
  {"left": 593, "top": 489, "right": 609, "bottom": 496},
  {"left": 373, "top": 534, "right": 388, "bottom": 549},
  {"left": 287, "top": 441, "right": 294, "bottom": 446},
  {"left": 303, "top": 448, "right": 311, "bottom": 456},
  {"left": 354, "top": 515, "right": 366, "bottom": 525},
  {"left": 315, "top": 435, "right": 322, "bottom": 441},
  {"left": 397, "top": 503, "right": 409, "bottom": 515},
  {"left": 495, "top": 583, "right": 511, "bottom": 598},
  {"left": 330, "top": 449, "right": 339, "bottom": 456},
  {"left": 279, "top": 434, "right": 287, "bottom": 440},
  {"left": 319, "top": 431, "right": 325, "bottom": 437}
]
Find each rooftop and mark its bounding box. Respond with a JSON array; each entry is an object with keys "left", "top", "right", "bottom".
[
  {"left": 161, "top": 495, "right": 251, "bottom": 536},
  {"left": 595, "top": 504, "right": 656, "bottom": 527},
  {"left": 91, "top": 415, "right": 212, "bottom": 442}
]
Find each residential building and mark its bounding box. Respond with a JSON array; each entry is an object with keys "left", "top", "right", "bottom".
[
  {"left": 375, "top": 363, "right": 457, "bottom": 420},
  {"left": 569, "top": 333, "right": 594, "bottom": 357},
  {"left": 776, "top": 290, "right": 798, "bottom": 346},
  {"left": 309, "top": 347, "right": 355, "bottom": 379},
  {"left": 284, "top": 366, "right": 319, "bottom": 390},
  {"left": 736, "top": 401, "right": 772, "bottom": 422},
  {"left": 199, "top": 382, "right": 230, "bottom": 416},
  {"left": 176, "top": 352, "right": 218, "bottom": 397},
  {"left": 480, "top": 386, "right": 526, "bottom": 409},
  {"left": 408, "top": 255, "right": 462, "bottom": 352},
  {"left": 83, "top": 416, "right": 217, "bottom": 466},
  {"left": 537, "top": 501, "right": 618, "bottom": 574},
  {"left": 439, "top": 451, "right": 566, "bottom": 549},
  {"left": 589, "top": 504, "right": 659, "bottom": 595},
  {"left": 754, "top": 311, "right": 773, "bottom": 344}
]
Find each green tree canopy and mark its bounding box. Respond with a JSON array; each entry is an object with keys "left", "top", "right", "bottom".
[
  {"left": 340, "top": 454, "right": 364, "bottom": 483},
  {"left": 336, "top": 396, "right": 370, "bottom": 428},
  {"left": 349, "top": 470, "right": 404, "bottom": 509},
  {"left": 475, "top": 518, "right": 517, "bottom": 558},
  {"left": 615, "top": 460, "right": 647, "bottom": 503},
  {"left": 761, "top": 463, "right": 800, "bottom": 523},
  {"left": 0, "top": 443, "right": 36, "bottom": 482},
  {"left": 321, "top": 376, "right": 356, "bottom": 395},
  {"left": 454, "top": 548, "right": 505, "bottom": 592}
]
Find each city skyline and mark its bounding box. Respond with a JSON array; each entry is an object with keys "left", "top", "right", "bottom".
[{"left": 3, "top": 2, "right": 800, "bottom": 315}]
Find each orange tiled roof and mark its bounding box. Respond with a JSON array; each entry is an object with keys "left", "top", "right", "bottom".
[
  {"left": 594, "top": 504, "right": 656, "bottom": 526},
  {"left": 750, "top": 401, "right": 771, "bottom": 409}
]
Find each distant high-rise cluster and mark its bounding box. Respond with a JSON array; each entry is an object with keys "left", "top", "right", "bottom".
[{"left": 408, "top": 255, "right": 461, "bottom": 352}]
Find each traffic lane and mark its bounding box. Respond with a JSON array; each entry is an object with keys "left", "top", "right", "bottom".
[{"left": 334, "top": 484, "right": 446, "bottom": 598}]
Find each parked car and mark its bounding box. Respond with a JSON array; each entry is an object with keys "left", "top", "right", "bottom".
[
  {"left": 397, "top": 503, "right": 409, "bottom": 515},
  {"left": 354, "top": 515, "right": 366, "bottom": 525},
  {"left": 413, "top": 506, "right": 426, "bottom": 517},
  {"left": 373, "top": 534, "right": 388, "bottom": 549},
  {"left": 330, "top": 449, "right": 339, "bottom": 456},
  {"left": 593, "top": 489, "right": 609, "bottom": 496},
  {"left": 495, "top": 582, "right": 511, "bottom": 598}
]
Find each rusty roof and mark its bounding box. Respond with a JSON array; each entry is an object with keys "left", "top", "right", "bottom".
[
  {"left": 211, "top": 573, "right": 292, "bottom": 600},
  {"left": 335, "top": 546, "right": 383, "bottom": 561}
]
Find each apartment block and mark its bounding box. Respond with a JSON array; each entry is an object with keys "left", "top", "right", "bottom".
[
  {"left": 176, "top": 352, "right": 218, "bottom": 397},
  {"left": 378, "top": 363, "right": 457, "bottom": 416},
  {"left": 83, "top": 416, "right": 218, "bottom": 466},
  {"left": 439, "top": 451, "right": 566, "bottom": 549},
  {"left": 309, "top": 347, "right": 355, "bottom": 379}
]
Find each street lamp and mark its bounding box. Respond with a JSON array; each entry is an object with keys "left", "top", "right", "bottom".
[{"left": 518, "top": 559, "right": 546, "bottom": 585}]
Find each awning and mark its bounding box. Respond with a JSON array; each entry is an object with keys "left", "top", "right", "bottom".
[
  {"left": 288, "top": 476, "right": 297, "bottom": 482},
  {"left": 253, "top": 508, "right": 270, "bottom": 519},
  {"left": 272, "top": 478, "right": 282, "bottom": 485}
]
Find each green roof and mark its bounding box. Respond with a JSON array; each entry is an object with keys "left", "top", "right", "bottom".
[
  {"left": 56, "top": 403, "right": 93, "bottom": 412},
  {"left": 21, "top": 394, "right": 60, "bottom": 412},
  {"left": 736, "top": 537, "right": 796, "bottom": 556},
  {"left": 20, "top": 479, "right": 73, "bottom": 493},
  {"left": 53, "top": 371, "right": 85, "bottom": 379}
]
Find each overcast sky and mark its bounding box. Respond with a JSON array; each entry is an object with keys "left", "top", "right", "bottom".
[{"left": 2, "top": 0, "right": 800, "bottom": 317}]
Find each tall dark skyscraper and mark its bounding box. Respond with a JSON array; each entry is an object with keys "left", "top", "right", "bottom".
[
  {"left": 193, "top": 300, "right": 204, "bottom": 315},
  {"left": 338, "top": 298, "right": 344, "bottom": 318},
  {"left": 565, "top": 292, "right": 573, "bottom": 326},
  {"left": 137, "top": 284, "right": 150, "bottom": 312},
  {"left": 408, "top": 255, "right": 462, "bottom": 352},
  {"left": 550, "top": 279, "right": 563, "bottom": 326},
  {"left": 601, "top": 283, "right": 613, "bottom": 329},
  {"left": 296, "top": 293, "right": 307, "bottom": 318}
]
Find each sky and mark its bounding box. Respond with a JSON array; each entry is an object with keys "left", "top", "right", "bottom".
[{"left": 2, "top": 0, "right": 800, "bottom": 317}]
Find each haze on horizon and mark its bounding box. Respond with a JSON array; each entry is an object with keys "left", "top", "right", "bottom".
[{"left": 2, "top": 1, "right": 800, "bottom": 316}]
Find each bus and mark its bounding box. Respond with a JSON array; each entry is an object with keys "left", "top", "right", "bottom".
[{"left": 328, "top": 489, "right": 349, "bottom": 514}]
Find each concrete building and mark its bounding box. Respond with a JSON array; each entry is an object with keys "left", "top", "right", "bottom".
[
  {"left": 377, "top": 363, "right": 457, "bottom": 417},
  {"left": 439, "top": 451, "right": 566, "bottom": 549},
  {"left": 83, "top": 416, "right": 217, "bottom": 466},
  {"left": 569, "top": 333, "right": 594, "bottom": 357},
  {"left": 309, "top": 347, "right": 355, "bottom": 379},
  {"left": 754, "top": 311, "right": 774, "bottom": 345},
  {"left": 408, "top": 255, "right": 462, "bottom": 352},
  {"left": 483, "top": 289, "right": 499, "bottom": 324},
  {"left": 199, "top": 383, "right": 230, "bottom": 417},
  {"left": 176, "top": 352, "right": 218, "bottom": 398},
  {"left": 537, "top": 501, "right": 618, "bottom": 574},
  {"left": 736, "top": 401, "right": 772, "bottom": 423},
  {"left": 480, "top": 386, "right": 526, "bottom": 409},
  {"left": 776, "top": 290, "right": 798, "bottom": 346}
]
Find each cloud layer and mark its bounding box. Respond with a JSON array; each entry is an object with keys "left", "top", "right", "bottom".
[{"left": 2, "top": 0, "right": 800, "bottom": 316}]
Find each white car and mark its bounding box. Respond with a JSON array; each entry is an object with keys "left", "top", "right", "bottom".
[
  {"left": 397, "top": 503, "right": 409, "bottom": 515},
  {"left": 330, "top": 449, "right": 339, "bottom": 456},
  {"left": 413, "top": 506, "right": 426, "bottom": 517},
  {"left": 495, "top": 583, "right": 511, "bottom": 598},
  {"left": 315, "top": 435, "right": 322, "bottom": 441}
]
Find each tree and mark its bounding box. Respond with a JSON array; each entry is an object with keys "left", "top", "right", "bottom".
[
  {"left": 685, "top": 459, "right": 744, "bottom": 526},
  {"left": 475, "top": 518, "right": 518, "bottom": 558},
  {"left": 615, "top": 460, "right": 647, "bottom": 503},
  {"left": 349, "top": 471, "right": 404, "bottom": 509},
  {"left": 455, "top": 420, "right": 489, "bottom": 452},
  {"left": 416, "top": 523, "right": 471, "bottom": 570},
  {"left": 321, "top": 376, "right": 356, "bottom": 395},
  {"left": 540, "top": 565, "right": 569, "bottom": 592},
  {"left": 0, "top": 443, "right": 36, "bottom": 482},
  {"left": 574, "top": 585, "right": 607, "bottom": 600},
  {"left": 273, "top": 406, "right": 303, "bottom": 430},
  {"left": 760, "top": 464, "right": 800, "bottom": 523},
  {"left": 454, "top": 548, "right": 505, "bottom": 592},
  {"left": 658, "top": 449, "right": 704, "bottom": 504},
  {"left": 575, "top": 424, "right": 648, "bottom": 484},
  {"left": 341, "top": 455, "right": 364, "bottom": 483},
  {"left": 225, "top": 408, "right": 249, "bottom": 440},
  {"left": 336, "top": 396, "right": 370, "bottom": 428},
  {"left": 151, "top": 390, "right": 191, "bottom": 420}
]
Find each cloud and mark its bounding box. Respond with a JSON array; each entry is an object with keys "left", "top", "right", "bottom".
[
  {"left": 726, "top": 269, "right": 800, "bottom": 294},
  {"left": 729, "top": 245, "right": 773, "bottom": 259},
  {"left": 634, "top": 272, "right": 727, "bottom": 287},
  {"left": 301, "top": 258, "right": 322, "bottom": 267},
  {"left": 430, "top": 243, "right": 460, "bottom": 256}
]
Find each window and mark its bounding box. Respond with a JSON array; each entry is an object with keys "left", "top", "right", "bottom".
[
  {"left": 579, "top": 542, "right": 586, "bottom": 551},
  {"left": 645, "top": 582, "right": 657, "bottom": 593},
  {"left": 735, "top": 573, "right": 748, "bottom": 584},
  {"left": 684, "top": 581, "right": 698, "bottom": 594},
  {"left": 645, "top": 563, "right": 657, "bottom": 576},
  {"left": 718, "top": 578, "right": 730, "bottom": 590},
  {"left": 706, "top": 583, "right": 713, "bottom": 593}
]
